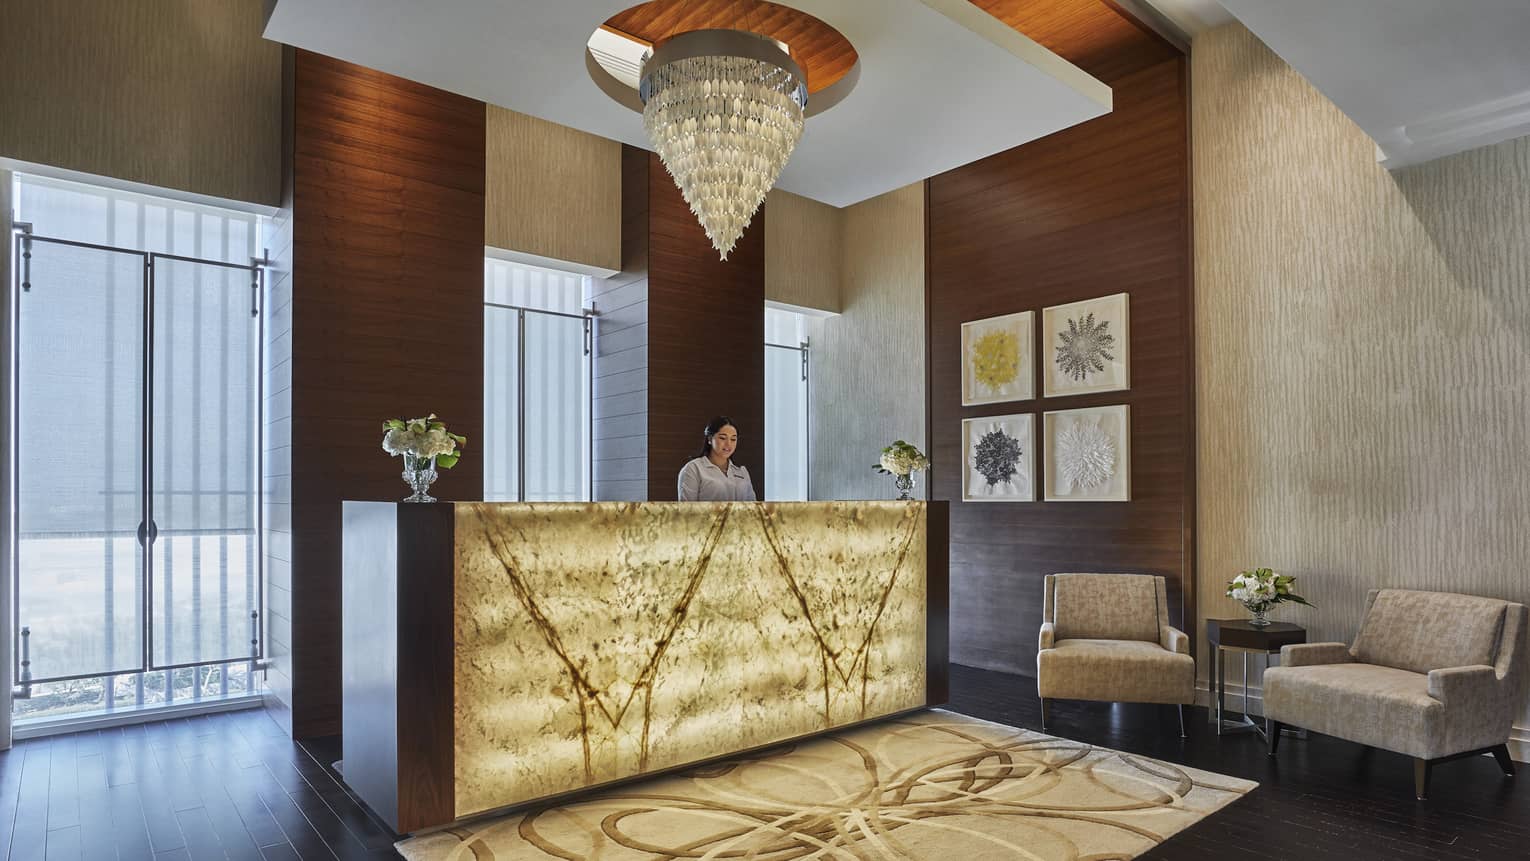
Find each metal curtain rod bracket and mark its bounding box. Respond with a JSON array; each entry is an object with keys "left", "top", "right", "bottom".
[{"left": 14, "top": 220, "right": 33, "bottom": 292}]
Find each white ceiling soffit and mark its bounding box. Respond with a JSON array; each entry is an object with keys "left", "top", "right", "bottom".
[
  {"left": 1139, "top": 0, "right": 1233, "bottom": 37},
  {"left": 263, "top": 0, "right": 1111, "bottom": 208},
  {"left": 1215, "top": 0, "right": 1530, "bottom": 169}
]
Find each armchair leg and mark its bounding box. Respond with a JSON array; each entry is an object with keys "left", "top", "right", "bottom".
[
  {"left": 1414, "top": 758, "right": 1431, "bottom": 800},
  {"left": 1177, "top": 704, "right": 1187, "bottom": 739},
  {"left": 1267, "top": 721, "right": 1283, "bottom": 755},
  {"left": 1040, "top": 698, "right": 1051, "bottom": 733},
  {"left": 1492, "top": 745, "right": 1516, "bottom": 777}
]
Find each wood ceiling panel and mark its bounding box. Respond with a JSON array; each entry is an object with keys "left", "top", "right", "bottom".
[
  {"left": 970, "top": 0, "right": 1181, "bottom": 83},
  {"left": 604, "top": 0, "right": 857, "bottom": 93}
]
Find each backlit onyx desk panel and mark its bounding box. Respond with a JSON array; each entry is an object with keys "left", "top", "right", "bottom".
[{"left": 341, "top": 501, "right": 949, "bottom": 832}]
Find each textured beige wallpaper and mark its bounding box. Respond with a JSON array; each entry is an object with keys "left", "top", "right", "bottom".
[
  {"left": 0, "top": 0, "right": 281, "bottom": 205},
  {"left": 1193, "top": 23, "right": 1530, "bottom": 739},
  {"left": 808, "top": 183, "right": 926, "bottom": 501},
  {"left": 485, "top": 107, "right": 621, "bottom": 272},
  {"left": 765, "top": 189, "right": 842, "bottom": 313}
]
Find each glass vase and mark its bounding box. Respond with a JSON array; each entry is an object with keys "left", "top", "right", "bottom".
[
  {"left": 402, "top": 453, "right": 438, "bottom": 503},
  {"left": 894, "top": 472, "right": 915, "bottom": 501},
  {"left": 1246, "top": 604, "right": 1271, "bottom": 627}
]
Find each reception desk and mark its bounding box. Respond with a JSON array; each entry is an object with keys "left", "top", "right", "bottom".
[{"left": 341, "top": 500, "right": 948, "bottom": 832}]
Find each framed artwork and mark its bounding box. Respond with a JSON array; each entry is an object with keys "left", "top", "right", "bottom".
[
  {"left": 962, "top": 414, "right": 1035, "bottom": 502},
  {"left": 1042, "top": 293, "right": 1129, "bottom": 397},
  {"left": 961, "top": 311, "right": 1034, "bottom": 405},
  {"left": 1043, "top": 405, "right": 1130, "bottom": 502}
]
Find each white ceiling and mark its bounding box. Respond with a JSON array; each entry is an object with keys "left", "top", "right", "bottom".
[
  {"left": 1138, "top": 0, "right": 1233, "bottom": 37},
  {"left": 263, "top": 0, "right": 1111, "bottom": 209},
  {"left": 1167, "top": 0, "right": 1530, "bottom": 169}
]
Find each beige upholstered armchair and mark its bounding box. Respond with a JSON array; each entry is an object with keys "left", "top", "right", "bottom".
[
  {"left": 1037, "top": 573, "right": 1195, "bottom": 736},
  {"left": 1265, "top": 588, "right": 1528, "bottom": 799}
]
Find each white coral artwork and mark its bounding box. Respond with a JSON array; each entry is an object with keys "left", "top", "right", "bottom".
[
  {"left": 1044, "top": 405, "right": 1130, "bottom": 501},
  {"left": 1055, "top": 417, "right": 1116, "bottom": 492}
]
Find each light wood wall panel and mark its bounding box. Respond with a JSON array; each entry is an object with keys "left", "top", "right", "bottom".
[
  {"left": 807, "top": 183, "right": 925, "bottom": 500},
  {"left": 0, "top": 0, "right": 281, "bottom": 205},
  {"left": 262, "top": 201, "right": 295, "bottom": 735},
  {"left": 1193, "top": 23, "right": 1530, "bottom": 741},
  {"left": 485, "top": 107, "right": 621, "bottom": 271},
  {"left": 592, "top": 146, "right": 652, "bottom": 502},
  {"left": 765, "top": 189, "right": 841, "bottom": 313}
]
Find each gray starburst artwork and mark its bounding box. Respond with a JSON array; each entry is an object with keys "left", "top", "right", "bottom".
[
  {"left": 1054, "top": 313, "right": 1116, "bottom": 381},
  {"left": 973, "top": 429, "right": 1023, "bottom": 488},
  {"left": 1056, "top": 419, "right": 1116, "bottom": 492}
]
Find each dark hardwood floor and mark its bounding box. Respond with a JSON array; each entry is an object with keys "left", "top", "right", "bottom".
[
  {"left": 4, "top": 665, "right": 1527, "bottom": 859},
  {"left": 948, "top": 664, "right": 1530, "bottom": 861},
  {"left": 0, "top": 707, "right": 397, "bottom": 860}
]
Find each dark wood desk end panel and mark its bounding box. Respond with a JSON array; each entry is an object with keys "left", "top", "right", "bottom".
[
  {"left": 395, "top": 503, "right": 458, "bottom": 832},
  {"left": 927, "top": 500, "right": 951, "bottom": 707}
]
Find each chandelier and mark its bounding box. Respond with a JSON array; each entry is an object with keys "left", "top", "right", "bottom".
[{"left": 639, "top": 29, "right": 808, "bottom": 260}]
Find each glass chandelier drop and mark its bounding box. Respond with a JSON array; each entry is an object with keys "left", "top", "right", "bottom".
[{"left": 640, "top": 29, "right": 808, "bottom": 260}]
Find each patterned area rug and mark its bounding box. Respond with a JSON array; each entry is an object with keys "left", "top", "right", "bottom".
[{"left": 397, "top": 710, "right": 1255, "bottom": 860}]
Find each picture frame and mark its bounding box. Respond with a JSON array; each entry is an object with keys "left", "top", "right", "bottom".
[
  {"left": 962, "top": 413, "right": 1036, "bottom": 502},
  {"left": 1042, "top": 293, "right": 1129, "bottom": 397},
  {"left": 1042, "top": 405, "right": 1130, "bottom": 502},
  {"left": 961, "top": 311, "right": 1034, "bottom": 406}
]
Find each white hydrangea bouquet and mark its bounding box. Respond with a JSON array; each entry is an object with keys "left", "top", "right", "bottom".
[
  {"left": 1226, "top": 567, "right": 1311, "bottom": 626},
  {"left": 873, "top": 440, "right": 930, "bottom": 500},
  {"left": 382, "top": 414, "right": 467, "bottom": 502}
]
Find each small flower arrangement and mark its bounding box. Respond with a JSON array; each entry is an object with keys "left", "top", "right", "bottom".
[
  {"left": 874, "top": 440, "right": 930, "bottom": 477},
  {"left": 1226, "top": 567, "right": 1311, "bottom": 626},
  {"left": 873, "top": 440, "right": 930, "bottom": 501},
  {"left": 381, "top": 414, "right": 467, "bottom": 468}
]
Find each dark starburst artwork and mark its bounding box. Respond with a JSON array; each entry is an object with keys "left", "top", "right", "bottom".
[
  {"left": 1054, "top": 312, "right": 1116, "bottom": 381},
  {"left": 973, "top": 429, "right": 1023, "bottom": 488}
]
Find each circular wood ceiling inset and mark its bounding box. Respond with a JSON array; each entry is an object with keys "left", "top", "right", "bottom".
[{"left": 603, "top": 0, "right": 858, "bottom": 94}]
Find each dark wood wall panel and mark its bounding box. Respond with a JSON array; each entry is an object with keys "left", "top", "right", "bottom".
[
  {"left": 645, "top": 153, "right": 766, "bottom": 500},
  {"left": 927, "top": 52, "right": 1192, "bottom": 676},
  {"left": 276, "top": 50, "right": 485, "bottom": 738}
]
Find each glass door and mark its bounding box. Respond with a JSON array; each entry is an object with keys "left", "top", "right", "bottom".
[
  {"left": 149, "top": 255, "right": 260, "bottom": 669},
  {"left": 12, "top": 229, "right": 263, "bottom": 718},
  {"left": 15, "top": 236, "right": 147, "bottom": 683}
]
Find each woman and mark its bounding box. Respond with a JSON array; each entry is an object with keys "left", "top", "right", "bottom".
[{"left": 677, "top": 416, "right": 757, "bottom": 501}]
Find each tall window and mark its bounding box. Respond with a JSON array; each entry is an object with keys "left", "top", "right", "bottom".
[
  {"left": 10, "top": 173, "right": 264, "bottom": 725},
  {"left": 483, "top": 256, "right": 592, "bottom": 501},
  {"left": 765, "top": 307, "right": 809, "bottom": 500}
]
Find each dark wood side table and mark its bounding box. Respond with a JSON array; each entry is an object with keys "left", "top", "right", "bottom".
[{"left": 1206, "top": 619, "right": 1306, "bottom": 739}]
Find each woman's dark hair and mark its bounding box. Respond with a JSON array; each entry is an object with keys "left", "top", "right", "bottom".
[{"left": 698, "top": 416, "right": 737, "bottom": 458}]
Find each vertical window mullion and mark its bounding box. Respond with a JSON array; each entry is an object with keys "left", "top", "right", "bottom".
[{"left": 518, "top": 308, "right": 526, "bottom": 502}]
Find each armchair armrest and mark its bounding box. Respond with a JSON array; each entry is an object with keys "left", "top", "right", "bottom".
[
  {"left": 1039, "top": 622, "right": 1055, "bottom": 651},
  {"left": 1427, "top": 665, "right": 1499, "bottom": 706},
  {"left": 1160, "top": 625, "right": 1190, "bottom": 655},
  {"left": 1280, "top": 642, "right": 1353, "bottom": 667}
]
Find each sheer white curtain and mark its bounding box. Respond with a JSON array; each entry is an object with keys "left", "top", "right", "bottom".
[
  {"left": 483, "top": 256, "right": 591, "bottom": 502},
  {"left": 765, "top": 307, "right": 809, "bottom": 501}
]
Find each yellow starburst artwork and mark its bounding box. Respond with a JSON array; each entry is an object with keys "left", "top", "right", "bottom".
[
  {"left": 971, "top": 330, "right": 1019, "bottom": 391},
  {"left": 961, "top": 311, "right": 1033, "bottom": 405}
]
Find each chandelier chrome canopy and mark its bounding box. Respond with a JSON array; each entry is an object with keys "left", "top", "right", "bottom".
[{"left": 639, "top": 29, "right": 808, "bottom": 260}]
